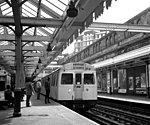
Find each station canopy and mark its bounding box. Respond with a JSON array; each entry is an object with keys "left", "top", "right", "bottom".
[
  {"left": 1, "top": 0, "right": 148, "bottom": 78},
  {"left": 0, "top": 0, "right": 112, "bottom": 78}
]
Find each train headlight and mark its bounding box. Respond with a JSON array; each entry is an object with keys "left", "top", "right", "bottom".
[{"left": 68, "top": 89, "right": 71, "bottom": 93}]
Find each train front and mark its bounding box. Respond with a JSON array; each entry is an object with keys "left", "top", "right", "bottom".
[{"left": 58, "top": 62, "right": 97, "bottom": 109}]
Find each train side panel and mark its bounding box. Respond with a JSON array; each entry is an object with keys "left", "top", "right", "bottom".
[
  {"left": 83, "top": 85, "right": 97, "bottom": 100},
  {"left": 50, "top": 86, "right": 58, "bottom": 100},
  {"left": 42, "top": 62, "right": 98, "bottom": 109},
  {"left": 57, "top": 71, "right": 74, "bottom": 100},
  {"left": 50, "top": 69, "right": 60, "bottom": 100},
  {"left": 58, "top": 85, "right": 74, "bottom": 100},
  {"left": 83, "top": 72, "right": 97, "bottom": 100}
]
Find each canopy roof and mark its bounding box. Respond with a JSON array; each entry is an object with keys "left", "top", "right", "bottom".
[
  {"left": 1, "top": 0, "right": 149, "bottom": 78},
  {"left": 0, "top": 0, "right": 113, "bottom": 77}
]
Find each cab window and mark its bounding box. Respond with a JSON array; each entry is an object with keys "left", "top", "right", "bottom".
[
  {"left": 84, "top": 74, "right": 94, "bottom": 84},
  {"left": 61, "top": 73, "right": 73, "bottom": 85}
]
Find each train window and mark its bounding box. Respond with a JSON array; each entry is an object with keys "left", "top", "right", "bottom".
[
  {"left": 61, "top": 73, "right": 73, "bottom": 85},
  {"left": 52, "top": 74, "right": 55, "bottom": 86},
  {"left": 55, "top": 73, "right": 58, "bottom": 86},
  {"left": 76, "top": 73, "right": 81, "bottom": 85},
  {"left": 53, "top": 75, "right": 56, "bottom": 86},
  {"left": 84, "top": 74, "right": 94, "bottom": 84}
]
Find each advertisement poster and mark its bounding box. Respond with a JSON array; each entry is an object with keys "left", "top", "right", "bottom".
[
  {"left": 136, "top": 73, "right": 146, "bottom": 94},
  {"left": 96, "top": 74, "right": 102, "bottom": 90},
  {"left": 149, "top": 65, "right": 150, "bottom": 86},
  {"left": 113, "top": 78, "right": 117, "bottom": 90},
  {"left": 129, "top": 77, "right": 133, "bottom": 90},
  {"left": 141, "top": 73, "right": 146, "bottom": 88},
  {"left": 135, "top": 76, "right": 140, "bottom": 88},
  {"left": 118, "top": 69, "right": 126, "bottom": 93},
  {"left": 107, "top": 72, "right": 110, "bottom": 93}
]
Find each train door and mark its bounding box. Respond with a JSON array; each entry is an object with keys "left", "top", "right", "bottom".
[{"left": 74, "top": 73, "right": 83, "bottom": 100}]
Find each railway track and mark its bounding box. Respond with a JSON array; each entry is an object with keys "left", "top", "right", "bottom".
[
  {"left": 84, "top": 104, "right": 150, "bottom": 125},
  {"left": 97, "top": 98, "right": 150, "bottom": 116}
]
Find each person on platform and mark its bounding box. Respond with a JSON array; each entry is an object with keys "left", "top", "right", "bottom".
[
  {"left": 44, "top": 77, "right": 50, "bottom": 104},
  {"left": 4, "top": 84, "right": 14, "bottom": 107},
  {"left": 25, "top": 77, "right": 35, "bottom": 107},
  {"left": 36, "top": 79, "right": 41, "bottom": 100}
]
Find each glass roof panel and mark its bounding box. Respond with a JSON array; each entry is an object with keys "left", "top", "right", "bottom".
[
  {"left": 42, "top": 27, "right": 54, "bottom": 34},
  {"left": 47, "top": 0, "right": 67, "bottom": 11},
  {"left": 24, "top": 1, "right": 37, "bottom": 11},
  {"left": 22, "top": 9, "right": 35, "bottom": 17},
  {"left": 5, "top": 11, "right": 13, "bottom": 16},
  {"left": 41, "top": 11, "right": 52, "bottom": 18},
  {"left": 22, "top": 12, "right": 29, "bottom": 17},
  {"left": 42, "top": 0, "right": 65, "bottom": 15},
  {"left": 0, "top": 2, "right": 9, "bottom": 11},
  {"left": 23, "top": 28, "right": 34, "bottom": 36},
  {"left": 0, "top": 27, "right": 4, "bottom": 34},
  {"left": 0, "top": 2, "right": 6, "bottom": 7},
  {"left": 35, "top": 42, "right": 44, "bottom": 46},
  {"left": 37, "top": 27, "right": 52, "bottom": 36},
  {"left": 36, "top": 29, "right": 47, "bottom": 36},
  {"left": 7, "top": 30, "right": 14, "bottom": 35},
  {"left": 42, "top": 41, "right": 49, "bottom": 44},
  {"left": 2, "top": 41, "right": 8, "bottom": 45},
  {"left": 7, "top": 26, "right": 15, "bottom": 35},
  {"left": 0, "top": 0, "right": 71, "bottom": 75},
  {"left": 57, "top": 0, "right": 68, "bottom": 6},
  {"left": 22, "top": 3, "right": 37, "bottom": 17},
  {"left": 2, "top": 7, "right": 12, "bottom": 16},
  {"left": 0, "top": 41, "right": 7, "bottom": 45},
  {"left": 48, "top": 27, "right": 55, "bottom": 32}
]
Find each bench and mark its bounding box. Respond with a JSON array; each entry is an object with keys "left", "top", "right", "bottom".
[{"left": 0, "top": 97, "right": 8, "bottom": 110}]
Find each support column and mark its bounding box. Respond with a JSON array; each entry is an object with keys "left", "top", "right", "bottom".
[
  {"left": 13, "top": 35, "right": 22, "bottom": 117},
  {"left": 109, "top": 69, "right": 112, "bottom": 95}
]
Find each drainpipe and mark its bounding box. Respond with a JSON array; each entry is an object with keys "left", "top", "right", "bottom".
[
  {"left": 109, "top": 69, "right": 112, "bottom": 95},
  {"left": 145, "top": 61, "right": 150, "bottom": 98}
]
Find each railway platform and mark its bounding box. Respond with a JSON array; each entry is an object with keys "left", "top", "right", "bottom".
[
  {"left": 0, "top": 93, "right": 99, "bottom": 125},
  {"left": 98, "top": 93, "right": 150, "bottom": 104},
  {"left": 98, "top": 93, "right": 150, "bottom": 113}
]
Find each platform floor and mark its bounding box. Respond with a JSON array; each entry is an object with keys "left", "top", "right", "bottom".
[{"left": 0, "top": 93, "right": 99, "bottom": 125}]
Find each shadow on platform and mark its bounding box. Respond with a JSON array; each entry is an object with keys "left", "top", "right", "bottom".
[{"left": 0, "top": 94, "right": 59, "bottom": 125}]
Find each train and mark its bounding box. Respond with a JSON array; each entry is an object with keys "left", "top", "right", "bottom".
[
  {"left": 41, "top": 62, "right": 97, "bottom": 109},
  {"left": 0, "top": 69, "right": 12, "bottom": 91}
]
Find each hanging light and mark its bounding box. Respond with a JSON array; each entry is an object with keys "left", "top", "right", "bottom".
[
  {"left": 46, "top": 43, "right": 52, "bottom": 52},
  {"left": 38, "top": 58, "right": 42, "bottom": 64},
  {"left": 67, "top": 1, "right": 78, "bottom": 18},
  {"left": 36, "top": 65, "right": 39, "bottom": 69}
]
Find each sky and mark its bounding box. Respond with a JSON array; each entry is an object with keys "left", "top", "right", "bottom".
[{"left": 62, "top": 0, "right": 150, "bottom": 54}]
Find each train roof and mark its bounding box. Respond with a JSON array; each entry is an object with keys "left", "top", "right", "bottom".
[
  {"left": 42, "top": 62, "right": 95, "bottom": 79},
  {"left": 61, "top": 62, "right": 95, "bottom": 71}
]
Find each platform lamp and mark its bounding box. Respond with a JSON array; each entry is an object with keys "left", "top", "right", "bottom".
[
  {"left": 67, "top": 0, "right": 78, "bottom": 18},
  {"left": 46, "top": 43, "right": 52, "bottom": 52},
  {"left": 38, "top": 58, "right": 42, "bottom": 64},
  {"left": 36, "top": 65, "right": 39, "bottom": 69},
  {"left": 34, "top": 68, "right": 36, "bottom": 73}
]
